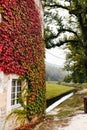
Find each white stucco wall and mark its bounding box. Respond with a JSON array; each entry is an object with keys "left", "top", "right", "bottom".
[
  {"left": 0, "top": 72, "right": 9, "bottom": 129},
  {"left": 0, "top": 72, "right": 19, "bottom": 129},
  {"left": 0, "top": 72, "right": 19, "bottom": 116}
]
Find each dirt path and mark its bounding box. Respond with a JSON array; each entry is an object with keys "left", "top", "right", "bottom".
[
  {"left": 58, "top": 112, "right": 87, "bottom": 130},
  {"left": 35, "top": 111, "right": 87, "bottom": 130}
]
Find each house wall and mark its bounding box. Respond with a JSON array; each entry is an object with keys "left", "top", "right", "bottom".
[
  {"left": 0, "top": 0, "right": 43, "bottom": 129},
  {"left": 0, "top": 72, "right": 23, "bottom": 129},
  {"left": 0, "top": 72, "right": 7, "bottom": 122},
  {"left": 0, "top": 72, "right": 19, "bottom": 129}
]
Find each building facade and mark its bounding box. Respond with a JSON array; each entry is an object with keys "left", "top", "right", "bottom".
[{"left": 0, "top": 0, "right": 44, "bottom": 129}]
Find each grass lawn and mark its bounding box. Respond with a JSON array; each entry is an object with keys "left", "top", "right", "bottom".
[
  {"left": 46, "top": 83, "right": 87, "bottom": 119},
  {"left": 46, "top": 82, "right": 74, "bottom": 100}
]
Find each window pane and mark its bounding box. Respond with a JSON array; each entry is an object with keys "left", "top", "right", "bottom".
[
  {"left": 12, "top": 80, "right": 16, "bottom": 86},
  {"left": 11, "top": 87, "right": 15, "bottom": 92},
  {"left": 17, "top": 81, "right": 21, "bottom": 87},
  {"left": 11, "top": 100, "right": 15, "bottom": 105},
  {"left": 11, "top": 93, "right": 15, "bottom": 99},
  {"left": 16, "top": 99, "right": 19, "bottom": 104},
  {"left": 17, "top": 92, "right": 20, "bottom": 98},
  {"left": 17, "top": 87, "right": 21, "bottom": 91}
]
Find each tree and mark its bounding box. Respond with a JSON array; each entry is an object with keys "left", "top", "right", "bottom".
[
  {"left": 64, "top": 38, "right": 87, "bottom": 83},
  {"left": 42, "top": 0, "right": 87, "bottom": 81}
]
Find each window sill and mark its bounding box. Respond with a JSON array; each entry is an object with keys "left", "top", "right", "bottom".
[{"left": 11, "top": 104, "right": 21, "bottom": 110}]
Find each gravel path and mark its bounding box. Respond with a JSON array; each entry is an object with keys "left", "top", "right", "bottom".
[
  {"left": 35, "top": 111, "right": 87, "bottom": 130},
  {"left": 58, "top": 112, "right": 87, "bottom": 130}
]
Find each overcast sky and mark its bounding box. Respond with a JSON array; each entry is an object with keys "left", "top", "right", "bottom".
[
  {"left": 45, "top": 47, "right": 66, "bottom": 66},
  {"left": 45, "top": 0, "right": 70, "bottom": 67}
]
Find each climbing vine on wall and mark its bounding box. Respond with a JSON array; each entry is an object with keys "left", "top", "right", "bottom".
[{"left": 0, "top": 0, "right": 45, "bottom": 119}]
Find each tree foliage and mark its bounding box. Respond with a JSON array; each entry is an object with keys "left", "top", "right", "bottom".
[
  {"left": 42, "top": 0, "right": 87, "bottom": 82},
  {"left": 64, "top": 38, "right": 87, "bottom": 83},
  {"left": 42, "top": 0, "right": 87, "bottom": 47}
]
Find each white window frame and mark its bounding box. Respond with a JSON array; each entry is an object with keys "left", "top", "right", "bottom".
[{"left": 11, "top": 79, "right": 21, "bottom": 109}]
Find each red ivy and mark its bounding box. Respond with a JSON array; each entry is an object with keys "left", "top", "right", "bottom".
[
  {"left": 0, "top": 1, "right": 46, "bottom": 126},
  {"left": 0, "top": 0, "right": 45, "bottom": 76}
]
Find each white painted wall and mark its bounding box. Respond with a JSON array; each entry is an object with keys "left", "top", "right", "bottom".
[
  {"left": 0, "top": 72, "right": 9, "bottom": 123},
  {"left": 0, "top": 72, "right": 19, "bottom": 119},
  {"left": 0, "top": 72, "right": 4, "bottom": 92}
]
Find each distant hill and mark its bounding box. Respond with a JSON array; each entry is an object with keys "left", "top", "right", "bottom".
[{"left": 45, "top": 62, "right": 67, "bottom": 81}]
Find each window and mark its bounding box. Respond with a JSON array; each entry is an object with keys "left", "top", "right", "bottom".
[{"left": 11, "top": 79, "right": 21, "bottom": 106}]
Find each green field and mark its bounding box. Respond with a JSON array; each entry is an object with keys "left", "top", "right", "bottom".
[{"left": 46, "top": 82, "right": 74, "bottom": 100}]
